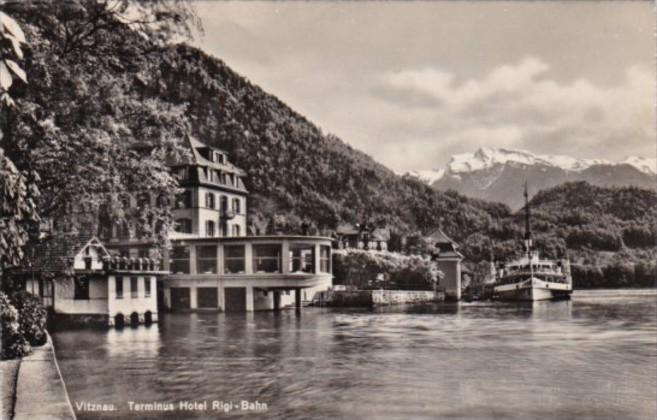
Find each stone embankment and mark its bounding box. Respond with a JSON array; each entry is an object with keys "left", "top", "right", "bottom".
[
  {"left": 13, "top": 333, "right": 76, "bottom": 419},
  {"left": 318, "top": 289, "right": 445, "bottom": 307}
]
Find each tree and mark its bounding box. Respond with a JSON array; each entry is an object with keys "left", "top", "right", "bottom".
[
  {"left": 1, "top": 1, "right": 199, "bottom": 253},
  {"left": 0, "top": 9, "right": 39, "bottom": 272}
]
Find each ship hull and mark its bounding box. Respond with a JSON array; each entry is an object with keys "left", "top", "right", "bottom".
[{"left": 494, "top": 278, "right": 572, "bottom": 302}]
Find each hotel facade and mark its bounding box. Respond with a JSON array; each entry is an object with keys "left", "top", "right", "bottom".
[{"left": 18, "top": 137, "right": 333, "bottom": 325}]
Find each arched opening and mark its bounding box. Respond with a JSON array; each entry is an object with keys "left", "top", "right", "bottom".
[
  {"left": 144, "top": 311, "right": 153, "bottom": 325},
  {"left": 130, "top": 312, "right": 140, "bottom": 327},
  {"left": 114, "top": 313, "right": 125, "bottom": 329}
]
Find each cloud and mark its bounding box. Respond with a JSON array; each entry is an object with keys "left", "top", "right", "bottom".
[{"left": 372, "top": 57, "right": 655, "bottom": 169}]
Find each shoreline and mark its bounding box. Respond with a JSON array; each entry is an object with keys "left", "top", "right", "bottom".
[{"left": 12, "top": 332, "right": 76, "bottom": 420}]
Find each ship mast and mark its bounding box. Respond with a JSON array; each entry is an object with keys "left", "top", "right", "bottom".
[
  {"left": 523, "top": 182, "right": 535, "bottom": 278},
  {"left": 524, "top": 181, "right": 532, "bottom": 253}
]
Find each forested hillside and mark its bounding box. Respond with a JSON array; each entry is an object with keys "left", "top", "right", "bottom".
[
  {"left": 1, "top": 2, "right": 654, "bottom": 288},
  {"left": 150, "top": 44, "right": 511, "bottom": 238},
  {"left": 460, "top": 182, "right": 657, "bottom": 287}
]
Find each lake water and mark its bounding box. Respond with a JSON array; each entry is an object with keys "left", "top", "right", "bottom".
[{"left": 51, "top": 289, "right": 657, "bottom": 419}]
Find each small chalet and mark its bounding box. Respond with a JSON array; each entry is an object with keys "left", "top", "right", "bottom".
[
  {"left": 426, "top": 229, "right": 464, "bottom": 301},
  {"left": 335, "top": 223, "right": 390, "bottom": 251},
  {"left": 12, "top": 235, "right": 167, "bottom": 327}
]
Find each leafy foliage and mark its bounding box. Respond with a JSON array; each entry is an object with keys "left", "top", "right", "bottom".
[
  {"left": 0, "top": 291, "right": 29, "bottom": 359},
  {"left": 10, "top": 290, "right": 47, "bottom": 346},
  {"left": 333, "top": 250, "right": 440, "bottom": 291},
  {"left": 1, "top": 1, "right": 199, "bottom": 258},
  {"left": 0, "top": 8, "right": 39, "bottom": 273}
]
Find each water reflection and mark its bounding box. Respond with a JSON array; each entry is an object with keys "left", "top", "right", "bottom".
[
  {"left": 52, "top": 290, "right": 657, "bottom": 420},
  {"left": 106, "top": 324, "right": 160, "bottom": 358}
]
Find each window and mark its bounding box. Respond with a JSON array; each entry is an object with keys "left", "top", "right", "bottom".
[
  {"left": 205, "top": 192, "right": 215, "bottom": 209},
  {"left": 206, "top": 220, "right": 216, "bottom": 237},
  {"left": 170, "top": 246, "right": 190, "bottom": 274},
  {"left": 290, "top": 244, "right": 315, "bottom": 273},
  {"left": 175, "top": 218, "right": 192, "bottom": 234},
  {"left": 176, "top": 167, "right": 189, "bottom": 181},
  {"left": 220, "top": 195, "right": 228, "bottom": 212},
  {"left": 175, "top": 190, "right": 192, "bottom": 208},
  {"left": 130, "top": 277, "right": 138, "bottom": 298},
  {"left": 144, "top": 277, "right": 151, "bottom": 297},
  {"left": 84, "top": 249, "right": 93, "bottom": 270},
  {"left": 253, "top": 244, "right": 282, "bottom": 273},
  {"left": 320, "top": 245, "right": 331, "bottom": 273},
  {"left": 115, "top": 277, "right": 123, "bottom": 299},
  {"left": 224, "top": 245, "right": 245, "bottom": 274},
  {"left": 197, "top": 245, "right": 217, "bottom": 274},
  {"left": 232, "top": 225, "right": 240, "bottom": 237},
  {"left": 74, "top": 277, "right": 90, "bottom": 300},
  {"left": 232, "top": 198, "right": 241, "bottom": 214}
]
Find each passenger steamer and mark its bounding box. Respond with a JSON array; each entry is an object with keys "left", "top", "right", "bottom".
[{"left": 492, "top": 185, "right": 573, "bottom": 301}]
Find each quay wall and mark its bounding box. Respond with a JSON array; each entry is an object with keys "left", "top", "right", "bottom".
[
  {"left": 13, "top": 332, "right": 76, "bottom": 419},
  {"left": 322, "top": 289, "right": 444, "bottom": 307}
]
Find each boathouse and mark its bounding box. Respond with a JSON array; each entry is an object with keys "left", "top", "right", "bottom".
[{"left": 13, "top": 236, "right": 166, "bottom": 326}]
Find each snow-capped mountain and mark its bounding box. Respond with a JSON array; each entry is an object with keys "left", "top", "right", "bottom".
[{"left": 408, "top": 148, "right": 656, "bottom": 209}]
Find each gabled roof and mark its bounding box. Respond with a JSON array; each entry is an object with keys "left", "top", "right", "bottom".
[
  {"left": 186, "top": 136, "right": 246, "bottom": 176},
  {"left": 19, "top": 234, "right": 96, "bottom": 273},
  {"left": 427, "top": 228, "right": 463, "bottom": 259},
  {"left": 426, "top": 228, "right": 455, "bottom": 245}
]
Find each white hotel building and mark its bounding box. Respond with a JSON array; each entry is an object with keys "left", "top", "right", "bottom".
[{"left": 19, "top": 137, "right": 333, "bottom": 325}]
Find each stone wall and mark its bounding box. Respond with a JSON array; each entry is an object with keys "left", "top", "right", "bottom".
[{"left": 322, "top": 289, "right": 444, "bottom": 307}]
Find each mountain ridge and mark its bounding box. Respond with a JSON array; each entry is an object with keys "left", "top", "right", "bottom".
[{"left": 408, "top": 147, "right": 656, "bottom": 209}]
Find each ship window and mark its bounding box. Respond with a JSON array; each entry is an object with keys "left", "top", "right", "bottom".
[
  {"left": 224, "top": 245, "right": 245, "bottom": 274},
  {"left": 197, "top": 245, "right": 217, "bottom": 274},
  {"left": 253, "top": 244, "right": 282, "bottom": 273}
]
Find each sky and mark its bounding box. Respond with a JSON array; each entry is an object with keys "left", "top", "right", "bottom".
[{"left": 192, "top": 1, "right": 656, "bottom": 172}]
